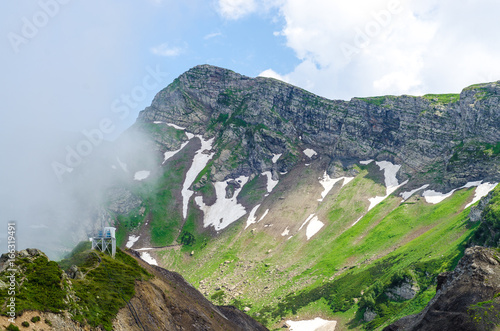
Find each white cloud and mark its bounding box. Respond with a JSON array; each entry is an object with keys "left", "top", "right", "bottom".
[
  {"left": 150, "top": 43, "right": 184, "bottom": 57},
  {"left": 204, "top": 32, "right": 222, "bottom": 40},
  {"left": 258, "top": 69, "right": 289, "bottom": 82},
  {"left": 253, "top": 0, "right": 500, "bottom": 99},
  {"left": 217, "top": 0, "right": 257, "bottom": 20}
]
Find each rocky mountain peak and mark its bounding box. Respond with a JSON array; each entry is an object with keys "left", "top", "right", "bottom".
[{"left": 137, "top": 65, "right": 500, "bottom": 189}]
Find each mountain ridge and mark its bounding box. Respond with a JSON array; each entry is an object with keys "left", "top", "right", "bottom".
[{"left": 137, "top": 64, "right": 500, "bottom": 191}]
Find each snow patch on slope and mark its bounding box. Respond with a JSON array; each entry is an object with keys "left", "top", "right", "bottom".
[
  {"left": 246, "top": 204, "right": 261, "bottom": 229},
  {"left": 422, "top": 190, "right": 455, "bottom": 204},
  {"left": 317, "top": 172, "right": 355, "bottom": 201},
  {"left": 195, "top": 176, "right": 249, "bottom": 231},
  {"left": 163, "top": 141, "right": 189, "bottom": 164},
  {"left": 360, "top": 159, "right": 374, "bottom": 165},
  {"left": 258, "top": 209, "right": 269, "bottom": 223},
  {"left": 286, "top": 317, "right": 337, "bottom": 331},
  {"left": 465, "top": 182, "right": 498, "bottom": 209},
  {"left": 367, "top": 161, "right": 408, "bottom": 211},
  {"left": 166, "top": 123, "right": 186, "bottom": 130},
  {"left": 422, "top": 180, "right": 492, "bottom": 205},
  {"left": 272, "top": 153, "right": 282, "bottom": 163},
  {"left": 400, "top": 184, "right": 430, "bottom": 201},
  {"left": 297, "top": 214, "right": 324, "bottom": 239},
  {"left": 262, "top": 171, "right": 279, "bottom": 193},
  {"left": 126, "top": 235, "right": 140, "bottom": 249},
  {"left": 318, "top": 172, "right": 344, "bottom": 202},
  {"left": 306, "top": 216, "right": 324, "bottom": 240},
  {"left": 303, "top": 148, "right": 317, "bottom": 158},
  {"left": 299, "top": 214, "right": 315, "bottom": 231},
  {"left": 140, "top": 252, "right": 158, "bottom": 266},
  {"left": 181, "top": 136, "right": 215, "bottom": 218},
  {"left": 134, "top": 170, "right": 150, "bottom": 181}
]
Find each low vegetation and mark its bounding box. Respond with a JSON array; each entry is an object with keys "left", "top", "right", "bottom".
[
  {"left": 423, "top": 93, "right": 460, "bottom": 104},
  {"left": 0, "top": 243, "right": 150, "bottom": 331}
]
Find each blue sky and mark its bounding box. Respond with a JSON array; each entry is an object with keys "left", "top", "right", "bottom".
[
  {"left": 2, "top": 0, "right": 500, "bottom": 135},
  {"left": 1, "top": 0, "right": 500, "bottom": 251}
]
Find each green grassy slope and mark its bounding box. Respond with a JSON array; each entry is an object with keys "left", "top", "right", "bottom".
[
  {"left": 0, "top": 243, "right": 150, "bottom": 331},
  {"left": 142, "top": 160, "right": 480, "bottom": 329}
]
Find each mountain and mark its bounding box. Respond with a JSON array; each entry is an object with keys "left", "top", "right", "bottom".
[
  {"left": 138, "top": 64, "right": 500, "bottom": 189},
  {"left": 38, "top": 65, "right": 500, "bottom": 329},
  {"left": 0, "top": 245, "right": 267, "bottom": 330}
]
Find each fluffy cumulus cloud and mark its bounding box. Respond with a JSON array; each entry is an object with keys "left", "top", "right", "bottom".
[{"left": 247, "top": 0, "right": 500, "bottom": 99}]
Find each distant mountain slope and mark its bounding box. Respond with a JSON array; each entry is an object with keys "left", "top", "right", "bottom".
[{"left": 69, "top": 65, "right": 500, "bottom": 329}]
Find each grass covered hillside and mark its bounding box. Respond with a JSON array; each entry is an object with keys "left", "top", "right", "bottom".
[
  {"left": 113, "top": 124, "right": 494, "bottom": 329},
  {"left": 0, "top": 243, "right": 150, "bottom": 331}
]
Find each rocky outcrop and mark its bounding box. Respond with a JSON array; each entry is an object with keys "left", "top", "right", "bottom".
[
  {"left": 384, "top": 246, "right": 500, "bottom": 331},
  {"left": 385, "top": 277, "right": 419, "bottom": 301},
  {"left": 115, "top": 250, "right": 268, "bottom": 331},
  {"left": 364, "top": 308, "right": 377, "bottom": 322},
  {"left": 137, "top": 65, "right": 500, "bottom": 189},
  {"left": 0, "top": 248, "right": 46, "bottom": 272},
  {"left": 469, "top": 190, "right": 495, "bottom": 222}
]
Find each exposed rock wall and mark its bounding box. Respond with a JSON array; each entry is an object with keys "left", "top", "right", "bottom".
[{"left": 137, "top": 65, "right": 500, "bottom": 190}]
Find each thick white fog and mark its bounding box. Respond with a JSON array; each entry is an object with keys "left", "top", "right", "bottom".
[{"left": 0, "top": 1, "right": 167, "bottom": 259}]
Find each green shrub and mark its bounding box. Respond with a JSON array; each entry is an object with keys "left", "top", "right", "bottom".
[
  {"left": 30, "top": 316, "right": 41, "bottom": 323},
  {"left": 21, "top": 321, "right": 29, "bottom": 327},
  {"left": 6, "top": 323, "right": 20, "bottom": 331},
  {"left": 180, "top": 231, "right": 196, "bottom": 246}
]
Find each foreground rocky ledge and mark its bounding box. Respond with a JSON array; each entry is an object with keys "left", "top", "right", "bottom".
[{"left": 385, "top": 246, "right": 500, "bottom": 331}]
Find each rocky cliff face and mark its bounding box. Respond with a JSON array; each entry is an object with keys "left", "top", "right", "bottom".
[
  {"left": 384, "top": 246, "right": 500, "bottom": 331},
  {"left": 138, "top": 65, "right": 500, "bottom": 189},
  {"left": 115, "top": 250, "right": 268, "bottom": 331}
]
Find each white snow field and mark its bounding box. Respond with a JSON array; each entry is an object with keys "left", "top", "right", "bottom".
[
  {"left": 422, "top": 189, "right": 456, "bottom": 204},
  {"left": 317, "top": 172, "right": 354, "bottom": 201},
  {"left": 140, "top": 252, "right": 158, "bottom": 266},
  {"left": 262, "top": 171, "right": 279, "bottom": 192},
  {"left": 272, "top": 153, "right": 282, "bottom": 163},
  {"left": 306, "top": 216, "right": 324, "bottom": 240},
  {"left": 125, "top": 235, "right": 140, "bottom": 249},
  {"left": 245, "top": 204, "right": 261, "bottom": 229},
  {"left": 422, "top": 180, "right": 496, "bottom": 205},
  {"left": 181, "top": 136, "right": 215, "bottom": 218},
  {"left": 165, "top": 123, "right": 186, "bottom": 130},
  {"left": 163, "top": 141, "right": 189, "bottom": 164},
  {"left": 195, "top": 176, "right": 249, "bottom": 231},
  {"left": 400, "top": 184, "right": 430, "bottom": 201},
  {"left": 299, "top": 214, "right": 315, "bottom": 231},
  {"left": 303, "top": 148, "right": 317, "bottom": 158},
  {"left": 133, "top": 170, "right": 150, "bottom": 181},
  {"left": 286, "top": 317, "right": 337, "bottom": 331},
  {"left": 465, "top": 182, "right": 498, "bottom": 209},
  {"left": 367, "top": 161, "right": 408, "bottom": 211}
]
